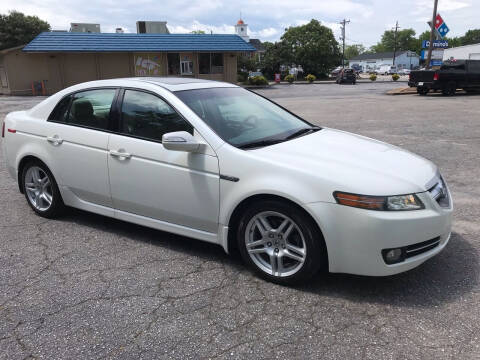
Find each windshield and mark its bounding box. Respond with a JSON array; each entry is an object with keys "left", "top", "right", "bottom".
[{"left": 175, "top": 87, "right": 317, "bottom": 148}]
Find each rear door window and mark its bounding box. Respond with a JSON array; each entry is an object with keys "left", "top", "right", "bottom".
[
  {"left": 48, "top": 95, "right": 72, "bottom": 123},
  {"left": 66, "top": 89, "right": 116, "bottom": 130}
]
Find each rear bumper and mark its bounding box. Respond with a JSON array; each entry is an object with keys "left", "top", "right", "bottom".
[{"left": 306, "top": 191, "right": 453, "bottom": 276}]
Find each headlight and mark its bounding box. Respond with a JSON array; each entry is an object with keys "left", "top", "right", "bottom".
[{"left": 333, "top": 192, "right": 424, "bottom": 211}]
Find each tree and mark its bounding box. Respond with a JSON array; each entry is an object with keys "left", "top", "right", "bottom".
[
  {"left": 237, "top": 54, "right": 257, "bottom": 73},
  {"left": 461, "top": 29, "right": 480, "bottom": 46},
  {"left": 260, "top": 41, "right": 291, "bottom": 79},
  {"left": 344, "top": 44, "right": 365, "bottom": 60},
  {"left": 190, "top": 30, "right": 206, "bottom": 34},
  {"left": 370, "top": 28, "right": 418, "bottom": 53},
  {"left": 0, "top": 11, "right": 50, "bottom": 50},
  {"left": 279, "top": 19, "right": 341, "bottom": 77}
]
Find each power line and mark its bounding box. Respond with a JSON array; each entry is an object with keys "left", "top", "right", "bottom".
[{"left": 339, "top": 19, "right": 350, "bottom": 68}]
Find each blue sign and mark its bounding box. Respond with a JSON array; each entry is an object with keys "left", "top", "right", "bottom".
[
  {"left": 430, "top": 60, "right": 443, "bottom": 66},
  {"left": 422, "top": 40, "right": 448, "bottom": 49},
  {"left": 437, "top": 23, "right": 450, "bottom": 38}
]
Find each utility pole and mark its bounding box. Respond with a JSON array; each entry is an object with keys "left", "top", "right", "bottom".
[
  {"left": 426, "top": 0, "right": 439, "bottom": 69},
  {"left": 339, "top": 19, "right": 350, "bottom": 68},
  {"left": 392, "top": 21, "right": 400, "bottom": 65}
]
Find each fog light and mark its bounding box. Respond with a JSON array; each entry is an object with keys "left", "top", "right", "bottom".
[{"left": 382, "top": 248, "right": 404, "bottom": 264}]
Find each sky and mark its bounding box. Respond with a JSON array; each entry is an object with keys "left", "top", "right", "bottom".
[{"left": 0, "top": 0, "right": 477, "bottom": 47}]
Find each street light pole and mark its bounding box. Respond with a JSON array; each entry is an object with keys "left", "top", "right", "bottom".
[
  {"left": 340, "top": 19, "right": 350, "bottom": 68},
  {"left": 426, "top": 0, "right": 439, "bottom": 69},
  {"left": 392, "top": 21, "right": 400, "bottom": 66}
]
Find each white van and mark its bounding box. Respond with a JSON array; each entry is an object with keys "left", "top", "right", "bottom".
[{"left": 375, "top": 65, "right": 397, "bottom": 75}]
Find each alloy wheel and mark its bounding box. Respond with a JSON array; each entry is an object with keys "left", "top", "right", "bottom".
[
  {"left": 25, "top": 166, "right": 53, "bottom": 211},
  {"left": 245, "top": 211, "right": 307, "bottom": 277}
]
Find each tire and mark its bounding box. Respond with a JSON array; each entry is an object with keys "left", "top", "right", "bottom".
[
  {"left": 236, "top": 199, "right": 327, "bottom": 285},
  {"left": 417, "top": 87, "right": 429, "bottom": 96},
  {"left": 442, "top": 83, "right": 456, "bottom": 96},
  {"left": 22, "top": 160, "right": 65, "bottom": 218}
]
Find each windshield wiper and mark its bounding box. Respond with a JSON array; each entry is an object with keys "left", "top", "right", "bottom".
[
  {"left": 237, "top": 139, "right": 285, "bottom": 149},
  {"left": 284, "top": 126, "right": 321, "bottom": 140}
]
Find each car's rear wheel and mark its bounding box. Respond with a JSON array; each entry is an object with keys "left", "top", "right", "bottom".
[
  {"left": 237, "top": 200, "right": 327, "bottom": 284},
  {"left": 22, "top": 160, "right": 64, "bottom": 218}
]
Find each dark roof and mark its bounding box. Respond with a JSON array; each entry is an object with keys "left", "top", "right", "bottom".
[
  {"left": 249, "top": 39, "right": 265, "bottom": 52},
  {"left": 350, "top": 51, "right": 410, "bottom": 61},
  {"left": 23, "top": 32, "right": 256, "bottom": 52}
]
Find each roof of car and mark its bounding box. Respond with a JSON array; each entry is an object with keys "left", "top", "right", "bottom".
[{"left": 62, "top": 77, "right": 239, "bottom": 92}]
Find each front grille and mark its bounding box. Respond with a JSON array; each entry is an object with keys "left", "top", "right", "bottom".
[
  {"left": 404, "top": 237, "right": 441, "bottom": 259},
  {"left": 428, "top": 176, "right": 450, "bottom": 208}
]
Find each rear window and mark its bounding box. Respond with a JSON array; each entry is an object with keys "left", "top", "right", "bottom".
[{"left": 441, "top": 64, "right": 465, "bottom": 70}]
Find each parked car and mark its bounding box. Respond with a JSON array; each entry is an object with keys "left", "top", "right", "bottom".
[
  {"left": 336, "top": 68, "right": 357, "bottom": 84},
  {"left": 2, "top": 78, "right": 452, "bottom": 284},
  {"left": 330, "top": 66, "right": 343, "bottom": 78},
  {"left": 398, "top": 68, "right": 411, "bottom": 75},
  {"left": 409, "top": 59, "right": 480, "bottom": 95}
]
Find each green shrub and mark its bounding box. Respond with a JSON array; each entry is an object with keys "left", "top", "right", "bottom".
[
  {"left": 237, "top": 71, "right": 248, "bottom": 83},
  {"left": 248, "top": 75, "right": 269, "bottom": 86},
  {"left": 392, "top": 73, "right": 400, "bottom": 81},
  {"left": 369, "top": 73, "right": 377, "bottom": 81},
  {"left": 284, "top": 74, "right": 295, "bottom": 83},
  {"left": 306, "top": 74, "right": 316, "bottom": 83}
]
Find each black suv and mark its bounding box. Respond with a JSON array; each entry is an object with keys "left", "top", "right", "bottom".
[{"left": 336, "top": 68, "right": 357, "bottom": 84}]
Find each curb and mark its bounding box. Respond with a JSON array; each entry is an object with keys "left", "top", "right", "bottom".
[{"left": 386, "top": 87, "right": 417, "bottom": 95}]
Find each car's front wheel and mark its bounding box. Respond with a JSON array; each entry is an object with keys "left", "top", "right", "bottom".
[
  {"left": 237, "top": 200, "right": 327, "bottom": 284},
  {"left": 22, "top": 160, "right": 64, "bottom": 218}
]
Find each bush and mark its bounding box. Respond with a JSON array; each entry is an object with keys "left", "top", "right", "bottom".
[
  {"left": 392, "top": 73, "right": 400, "bottom": 81},
  {"left": 284, "top": 74, "right": 295, "bottom": 83},
  {"left": 248, "top": 75, "right": 269, "bottom": 86},
  {"left": 369, "top": 73, "right": 377, "bottom": 81},
  {"left": 237, "top": 71, "right": 248, "bottom": 83},
  {"left": 306, "top": 74, "right": 316, "bottom": 83}
]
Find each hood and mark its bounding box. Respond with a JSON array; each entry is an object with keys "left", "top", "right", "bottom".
[{"left": 252, "top": 128, "right": 438, "bottom": 196}]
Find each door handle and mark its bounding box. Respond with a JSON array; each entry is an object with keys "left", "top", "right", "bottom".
[
  {"left": 47, "top": 135, "right": 63, "bottom": 145},
  {"left": 109, "top": 150, "right": 132, "bottom": 159}
]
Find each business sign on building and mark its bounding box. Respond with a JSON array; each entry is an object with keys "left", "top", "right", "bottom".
[
  {"left": 435, "top": 14, "right": 450, "bottom": 38},
  {"left": 422, "top": 40, "right": 449, "bottom": 49}
]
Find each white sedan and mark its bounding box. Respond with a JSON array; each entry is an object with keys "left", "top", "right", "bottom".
[{"left": 1, "top": 78, "right": 452, "bottom": 284}]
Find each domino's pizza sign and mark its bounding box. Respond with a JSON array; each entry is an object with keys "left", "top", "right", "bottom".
[{"left": 435, "top": 14, "right": 450, "bottom": 38}]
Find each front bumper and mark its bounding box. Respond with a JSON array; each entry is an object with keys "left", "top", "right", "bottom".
[{"left": 306, "top": 190, "right": 453, "bottom": 276}]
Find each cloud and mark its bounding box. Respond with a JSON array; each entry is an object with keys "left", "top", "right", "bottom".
[{"left": 0, "top": 0, "right": 477, "bottom": 46}]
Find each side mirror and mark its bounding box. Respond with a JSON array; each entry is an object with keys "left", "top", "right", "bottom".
[{"left": 162, "top": 131, "right": 200, "bottom": 152}]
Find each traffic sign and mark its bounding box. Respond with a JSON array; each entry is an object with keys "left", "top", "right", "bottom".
[
  {"left": 430, "top": 60, "right": 443, "bottom": 67},
  {"left": 422, "top": 40, "right": 448, "bottom": 49}
]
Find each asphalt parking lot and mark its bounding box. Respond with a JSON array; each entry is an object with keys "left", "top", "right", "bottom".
[{"left": 1, "top": 83, "right": 479, "bottom": 359}]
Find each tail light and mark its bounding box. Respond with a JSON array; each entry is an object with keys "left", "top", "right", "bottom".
[
  {"left": 409, "top": 73, "right": 412, "bottom": 81},
  {"left": 433, "top": 73, "right": 439, "bottom": 81},
  {"left": 1, "top": 121, "right": 4, "bottom": 138}
]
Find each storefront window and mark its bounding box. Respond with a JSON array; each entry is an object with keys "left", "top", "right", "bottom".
[
  {"left": 199, "top": 53, "right": 224, "bottom": 74},
  {"left": 168, "top": 53, "right": 180, "bottom": 75}
]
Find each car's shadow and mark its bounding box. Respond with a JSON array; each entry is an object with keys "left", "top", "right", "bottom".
[{"left": 60, "top": 208, "right": 478, "bottom": 308}]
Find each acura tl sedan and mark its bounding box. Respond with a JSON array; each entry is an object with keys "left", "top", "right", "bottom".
[{"left": 1, "top": 78, "right": 452, "bottom": 284}]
